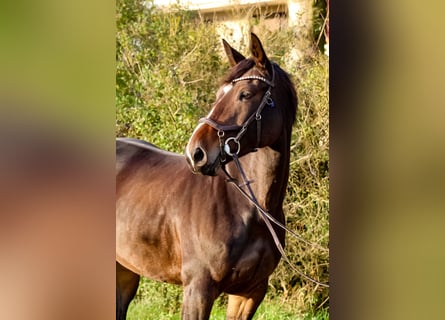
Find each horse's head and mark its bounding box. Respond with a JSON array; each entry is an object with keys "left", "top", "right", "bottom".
[{"left": 186, "top": 33, "right": 297, "bottom": 176}]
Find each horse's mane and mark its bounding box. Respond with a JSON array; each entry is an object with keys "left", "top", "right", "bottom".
[{"left": 274, "top": 63, "right": 298, "bottom": 128}]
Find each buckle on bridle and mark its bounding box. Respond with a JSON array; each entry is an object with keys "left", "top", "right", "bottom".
[{"left": 266, "top": 96, "right": 274, "bottom": 108}]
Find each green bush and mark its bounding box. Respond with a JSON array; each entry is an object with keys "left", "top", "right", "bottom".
[
  {"left": 274, "top": 54, "right": 329, "bottom": 312},
  {"left": 116, "top": 0, "right": 225, "bottom": 151},
  {"left": 117, "top": 0, "right": 329, "bottom": 316}
]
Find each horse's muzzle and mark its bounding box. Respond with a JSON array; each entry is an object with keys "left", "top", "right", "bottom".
[
  {"left": 186, "top": 123, "right": 222, "bottom": 176},
  {"left": 185, "top": 146, "right": 220, "bottom": 176}
]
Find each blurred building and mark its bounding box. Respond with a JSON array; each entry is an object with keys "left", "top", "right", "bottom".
[{"left": 153, "top": 0, "right": 316, "bottom": 60}]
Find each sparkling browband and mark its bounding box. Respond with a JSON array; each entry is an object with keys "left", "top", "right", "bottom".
[{"left": 231, "top": 75, "right": 275, "bottom": 88}]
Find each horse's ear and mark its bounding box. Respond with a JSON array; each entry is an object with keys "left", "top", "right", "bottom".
[
  {"left": 222, "top": 39, "right": 245, "bottom": 67},
  {"left": 250, "top": 33, "right": 270, "bottom": 69}
]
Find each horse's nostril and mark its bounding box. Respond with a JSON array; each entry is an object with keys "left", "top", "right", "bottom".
[{"left": 193, "top": 147, "right": 205, "bottom": 162}]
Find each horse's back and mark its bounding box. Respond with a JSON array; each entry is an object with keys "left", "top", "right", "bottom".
[
  {"left": 116, "top": 137, "right": 190, "bottom": 217},
  {"left": 117, "top": 138, "right": 161, "bottom": 173}
]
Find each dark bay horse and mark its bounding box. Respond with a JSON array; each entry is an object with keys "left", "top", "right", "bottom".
[{"left": 116, "top": 33, "right": 297, "bottom": 320}]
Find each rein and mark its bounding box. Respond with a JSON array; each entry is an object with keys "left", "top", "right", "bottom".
[{"left": 200, "top": 67, "right": 329, "bottom": 288}]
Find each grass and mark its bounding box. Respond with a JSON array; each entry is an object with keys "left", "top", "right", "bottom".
[
  {"left": 128, "top": 300, "right": 329, "bottom": 319},
  {"left": 127, "top": 279, "right": 329, "bottom": 319},
  {"left": 116, "top": 0, "right": 329, "bottom": 317}
]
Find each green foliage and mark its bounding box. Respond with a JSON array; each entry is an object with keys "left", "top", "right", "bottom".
[
  {"left": 313, "top": 0, "right": 329, "bottom": 50},
  {"left": 116, "top": 0, "right": 225, "bottom": 152},
  {"left": 117, "top": 0, "right": 329, "bottom": 317},
  {"left": 270, "top": 53, "right": 329, "bottom": 313}
]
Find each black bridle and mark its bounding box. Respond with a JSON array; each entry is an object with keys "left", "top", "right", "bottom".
[{"left": 199, "top": 69, "right": 275, "bottom": 162}]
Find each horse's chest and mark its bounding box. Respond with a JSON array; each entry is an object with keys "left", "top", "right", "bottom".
[{"left": 228, "top": 237, "right": 276, "bottom": 285}]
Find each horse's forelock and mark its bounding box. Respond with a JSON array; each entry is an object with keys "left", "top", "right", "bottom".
[{"left": 223, "top": 59, "right": 256, "bottom": 83}]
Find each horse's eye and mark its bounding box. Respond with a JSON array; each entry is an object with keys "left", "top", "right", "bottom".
[{"left": 239, "top": 91, "right": 252, "bottom": 101}]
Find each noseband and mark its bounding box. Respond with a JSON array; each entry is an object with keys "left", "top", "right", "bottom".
[{"left": 199, "top": 68, "right": 275, "bottom": 162}]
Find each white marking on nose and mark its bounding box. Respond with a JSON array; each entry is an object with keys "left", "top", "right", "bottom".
[
  {"left": 208, "top": 84, "right": 232, "bottom": 119},
  {"left": 223, "top": 84, "right": 233, "bottom": 94}
]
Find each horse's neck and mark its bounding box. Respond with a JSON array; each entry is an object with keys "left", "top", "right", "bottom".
[{"left": 227, "top": 143, "right": 290, "bottom": 213}]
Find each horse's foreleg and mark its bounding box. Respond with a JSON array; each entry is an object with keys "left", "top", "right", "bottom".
[
  {"left": 116, "top": 262, "right": 140, "bottom": 320},
  {"left": 226, "top": 279, "right": 268, "bottom": 320},
  {"left": 181, "top": 275, "right": 219, "bottom": 320}
]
